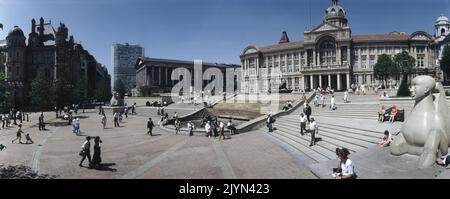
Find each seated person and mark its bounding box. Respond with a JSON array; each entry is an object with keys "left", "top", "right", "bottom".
[
  {"left": 378, "top": 130, "right": 392, "bottom": 147},
  {"left": 389, "top": 106, "right": 398, "bottom": 123},
  {"left": 436, "top": 155, "right": 450, "bottom": 169},
  {"left": 333, "top": 148, "right": 356, "bottom": 179},
  {"left": 378, "top": 106, "right": 386, "bottom": 122}
]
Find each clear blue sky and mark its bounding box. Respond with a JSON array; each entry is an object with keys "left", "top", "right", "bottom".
[{"left": 0, "top": 0, "right": 449, "bottom": 76}]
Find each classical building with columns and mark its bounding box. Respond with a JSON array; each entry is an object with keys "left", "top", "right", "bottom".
[
  {"left": 241, "top": 0, "right": 449, "bottom": 93},
  {"left": 135, "top": 57, "right": 239, "bottom": 95}
]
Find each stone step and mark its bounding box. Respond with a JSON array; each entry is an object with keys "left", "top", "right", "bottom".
[
  {"left": 275, "top": 121, "right": 374, "bottom": 149},
  {"left": 264, "top": 130, "right": 329, "bottom": 163},
  {"left": 274, "top": 122, "right": 368, "bottom": 152},
  {"left": 272, "top": 125, "right": 362, "bottom": 154},
  {"left": 282, "top": 117, "right": 382, "bottom": 140},
  {"left": 272, "top": 128, "right": 337, "bottom": 159}
]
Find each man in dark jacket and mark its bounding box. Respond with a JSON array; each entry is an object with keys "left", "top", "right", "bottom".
[
  {"left": 147, "top": 118, "right": 154, "bottom": 136},
  {"left": 266, "top": 114, "right": 275, "bottom": 132},
  {"left": 303, "top": 103, "right": 312, "bottom": 122}
]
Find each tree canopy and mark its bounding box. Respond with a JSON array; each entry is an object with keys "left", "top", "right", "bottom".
[
  {"left": 440, "top": 45, "right": 450, "bottom": 81},
  {"left": 114, "top": 79, "right": 126, "bottom": 99},
  {"left": 31, "top": 69, "right": 54, "bottom": 110},
  {"left": 373, "top": 54, "right": 399, "bottom": 86}
]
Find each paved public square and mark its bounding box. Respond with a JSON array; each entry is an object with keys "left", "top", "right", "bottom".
[{"left": 0, "top": 109, "right": 316, "bottom": 179}]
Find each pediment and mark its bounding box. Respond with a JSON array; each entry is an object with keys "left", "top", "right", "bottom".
[
  {"left": 311, "top": 23, "right": 341, "bottom": 32},
  {"left": 411, "top": 35, "right": 430, "bottom": 41}
]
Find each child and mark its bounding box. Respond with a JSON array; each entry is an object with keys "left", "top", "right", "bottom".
[{"left": 25, "top": 134, "right": 34, "bottom": 144}]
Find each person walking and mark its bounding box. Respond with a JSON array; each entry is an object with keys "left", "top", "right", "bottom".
[
  {"left": 72, "top": 118, "right": 77, "bottom": 135},
  {"left": 187, "top": 121, "right": 194, "bottom": 136},
  {"left": 113, "top": 111, "right": 120, "bottom": 127},
  {"left": 175, "top": 119, "right": 181, "bottom": 135},
  {"left": 308, "top": 118, "right": 318, "bottom": 146},
  {"left": 91, "top": 136, "right": 102, "bottom": 168},
  {"left": 227, "top": 120, "right": 236, "bottom": 135},
  {"left": 344, "top": 90, "right": 349, "bottom": 103},
  {"left": 219, "top": 121, "right": 225, "bottom": 140},
  {"left": 79, "top": 136, "right": 92, "bottom": 167},
  {"left": 38, "top": 112, "right": 44, "bottom": 131},
  {"left": 266, "top": 113, "right": 275, "bottom": 132},
  {"left": 101, "top": 113, "right": 107, "bottom": 129},
  {"left": 11, "top": 124, "right": 24, "bottom": 144},
  {"left": 300, "top": 113, "right": 307, "bottom": 135},
  {"left": 205, "top": 121, "right": 212, "bottom": 138},
  {"left": 147, "top": 117, "right": 154, "bottom": 136},
  {"left": 330, "top": 95, "right": 336, "bottom": 110},
  {"left": 124, "top": 107, "right": 128, "bottom": 118},
  {"left": 1, "top": 114, "right": 5, "bottom": 129},
  {"left": 25, "top": 133, "right": 34, "bottom": 144},
  {"left": 75, "top": 118, "right": 81, "bottom": 136},
  {"left": 303, "top": 103, "right": 312, "bottom": 122}
]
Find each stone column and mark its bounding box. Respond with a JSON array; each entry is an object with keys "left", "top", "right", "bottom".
[
  {"left": 346, "top": 73, "right": 350, "bottom": 89},
  {"left": 158, "top": 67, "right": 161, "bottom": 86},
  {"left": 310, "top": 75, "right": 314, "bottom": 90},
  {"left": 312, "top": 50, "right": 316, "bottom": 67},
  {"left": 319, "top": 75, "right": 323, "bottom": 88},
  {"left": 337, "top": 74, "right": 341, "bottom": 91},
  {"left": 328, "top": 74, "right": 331, "bottom": 88}
]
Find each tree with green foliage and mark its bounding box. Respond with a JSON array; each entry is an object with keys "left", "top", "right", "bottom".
[
  {"left": 114, "top": 79, "right": 126, "bottom": 99},
  {"left": 393, "top": 51, "right": 416, "bottom": 97},
  {"left": 54, "top": 76, "right": 72, "bottom": 107},
  {"left": 31, "top": 69, "right": 54, "bottom": 111},
  {"left": 95, "top": 79, "right": 112, "bottom": 102},
  {"left": 373, "top": 54, "right": 399, "bottom": 88},
  {"left": 0, "top": 73, "right": 11, "bottom": 113},
  {"left": 73, "top": 76, "right": 87, "bottom": 103},
  {"left": 440, "top": 45, "right": 450, "bottom": 83}
]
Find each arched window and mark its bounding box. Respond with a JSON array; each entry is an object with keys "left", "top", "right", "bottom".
[
  {"left": 319, "top": 39, "right": 336, "bottom": 65},
  {"left": 441, "top": 28, "right": 446, "bottom": 35}
]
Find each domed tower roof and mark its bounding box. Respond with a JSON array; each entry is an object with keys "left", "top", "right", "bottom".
[
  {"left": 7, "top": 26, "right": 25, "bottom": 38},
  {"left": 436, "top": 15, "right": 450, "bottom": 25},
  {"left": 325, "top": 0, "right": 347, "bottom": 21}
]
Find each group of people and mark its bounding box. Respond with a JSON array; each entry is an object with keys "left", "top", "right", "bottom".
[
  {"left": 1, "top": 109, "right": 29, "bottom": 129},
  {"left": 11, "top": 124, "right": 33, "bottom": 144},
  {"left": 378, "top": 105, "right": 398, "bottom": 123},
  {"left": 79, "top": 136, "right": 103, "bottom": 169}
]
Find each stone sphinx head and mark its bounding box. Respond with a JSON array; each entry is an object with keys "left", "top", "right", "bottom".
[{"left": 410, "top": 75, "right": 435, "bottom": 101}]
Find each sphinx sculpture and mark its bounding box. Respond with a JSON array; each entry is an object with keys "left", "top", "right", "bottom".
[
  {"left": 390, "top": 75, "right": 450, "bottom": 168},
  {"left": 110, "top": 91, "right": 124, "bottom": 107}
]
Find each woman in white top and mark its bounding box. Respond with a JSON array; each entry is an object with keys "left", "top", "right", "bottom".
[
  {"left": 330, "top": 95, "right": 336, "bottom": 110},
  {"left": 378, "top": 130, "right": 393, "bottom": 147},
  {"left": 335, "top": 148, "right": 356, "bottom": 179}
]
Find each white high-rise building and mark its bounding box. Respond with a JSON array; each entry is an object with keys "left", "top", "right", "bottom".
[{"left": 112, "top": 43, "right": 145, "bottom": 92}]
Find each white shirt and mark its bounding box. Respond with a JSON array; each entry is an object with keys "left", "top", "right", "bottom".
[
  {"left": 331, "top": 97, "right": 335, "bottom": 105},
  {"left": 309, "top": 121, "right": 317, "bottom": 130},
  {"left": 219, "top": 122, "right": 224, "bottom": 128},
  {"left": 205, "top": 123, "right": 211, "bottom": 132},
  {"left": 300, "top": 115, "right": 307, "bottom": 123},
  {"left": 340, "top": 159, "right": 354, "bottom": 176}
]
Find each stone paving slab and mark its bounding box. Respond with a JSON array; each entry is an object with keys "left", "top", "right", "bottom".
[
  {"left": 1, "top": 109, "right": 316, "bottom": 179},
  {"left": 309, "top": 146, "right": 445, "bottom": 179}
]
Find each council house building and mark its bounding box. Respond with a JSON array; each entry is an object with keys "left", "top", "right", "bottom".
[{"left": 240, "top": 0, "right": 449, "bottom": 93}]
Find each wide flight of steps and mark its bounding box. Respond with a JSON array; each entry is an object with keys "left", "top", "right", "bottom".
[
  {"left": 261, "top": 92, "right": 398, "bottom": 165},
  {"left": 263, "top": 114, "right": 384, "bottom": 164}
]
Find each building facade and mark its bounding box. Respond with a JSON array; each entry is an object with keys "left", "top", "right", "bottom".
[
  {"left": 0, "top": 17, "right": 110, "bottom": 108},
  {"left": 135, "top": 57, "right": 239, "bottom": 95},
  {"left": 241, "top": 0, "right": 448, "bottom": 93},
  {"left": 112, "top": 43, "right": 144, "bottom": 92}
]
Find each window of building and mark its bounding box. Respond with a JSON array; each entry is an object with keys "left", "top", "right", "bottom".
[
  {"left": 369, "top": 48, "right": 375, "bottom": 54},
  {"left": 416, "top": 46, "right": 425, "bottom": 54},
  {"left": 417, "top": 56, "right": 424, "bottom": 67},
  {"left": 319, "top": 40, "right": 336, "bottom": 65},
  {"left": 361, "top": 48, "right": 367, "bottom": 54},
  {"left": 361, "top": 55, "right": 367, "bottom": 69},
  {"left": 369, "top": 55, "right": 375, "bottom": 69}
]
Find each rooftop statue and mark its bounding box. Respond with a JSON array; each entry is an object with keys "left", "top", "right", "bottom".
[
  {"left": 390, "top": 75, "right": 450, "bottom": 168},
  {"left": 110, "top": 91, "right": 124, "bottom": 107}
]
